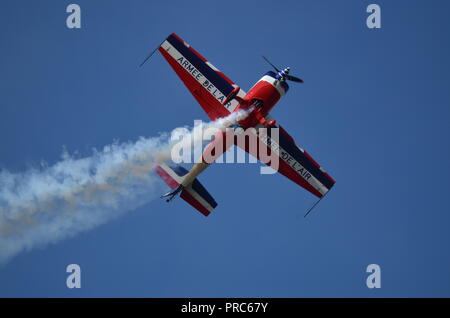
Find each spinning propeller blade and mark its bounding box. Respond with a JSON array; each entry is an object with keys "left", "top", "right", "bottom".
[
  {"left": 262, "top": 55, "right": 280, "bottom": 72},
  {"left": 262, "top": 56, "right": 304, "bottom": 83},
  {"left": 286, "top": 74, "right": 304, "bottom": 83}
]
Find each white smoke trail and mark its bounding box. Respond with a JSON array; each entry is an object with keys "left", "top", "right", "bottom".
[{"left": 0, "top": 109, "right": 250, "bottom": 264}]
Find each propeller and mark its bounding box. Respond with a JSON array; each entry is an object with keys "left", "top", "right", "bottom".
[
  {"left": 262, "top": 56, "right": 280, "bottom": 72},
  {"left": 262, "top": 56, "right": 304, "bottom": 83},
  {"left": 286, "top": 74, "right": 304, "bottom": 83}
]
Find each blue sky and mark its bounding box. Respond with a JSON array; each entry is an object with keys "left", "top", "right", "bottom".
[{"left": 0, "top": 0, "right": 449, "bottom": 297}]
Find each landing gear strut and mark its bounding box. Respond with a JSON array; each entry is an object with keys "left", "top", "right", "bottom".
[{"left": 161, "top": 185, "right": 183, "bottom": 202}]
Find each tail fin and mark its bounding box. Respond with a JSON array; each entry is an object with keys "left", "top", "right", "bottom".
[{"left": 155, "top": 163, "right": 217, "bottom": 216}]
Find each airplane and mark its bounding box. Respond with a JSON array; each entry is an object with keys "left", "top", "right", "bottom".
[{"left": 143, "top": 33, "right": 335, "bottom": 216}]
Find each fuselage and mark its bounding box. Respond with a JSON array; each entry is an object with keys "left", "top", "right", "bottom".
[
  {"left": 181, "top": 71, "right": 290, "bottom": 188},
  {"left": 236, "top": 71, "right": 289, "bottom": 128}
]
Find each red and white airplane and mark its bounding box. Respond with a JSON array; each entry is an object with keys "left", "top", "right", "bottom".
[{"left": 143, "top": 33, "right": 335, "bottom": 216}]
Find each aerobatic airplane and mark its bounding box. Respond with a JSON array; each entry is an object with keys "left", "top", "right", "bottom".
[{"left": 142, "top": 33, "right": 335, "bottom": 216}]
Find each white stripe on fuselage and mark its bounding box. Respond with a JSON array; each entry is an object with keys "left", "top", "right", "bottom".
[
  {"left": 259, "top": 75, "right": 286, "bottom": 97},
  {"left": 246, "top": 75, "right": 286, "bottom": 100}
]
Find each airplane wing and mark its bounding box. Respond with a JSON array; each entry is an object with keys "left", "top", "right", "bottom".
[
  {"left": 156, "top": 33, "right": 246, "bottom": 120},
  {"left": 236, "top": 117, "right": 336, "bottom": 198}
]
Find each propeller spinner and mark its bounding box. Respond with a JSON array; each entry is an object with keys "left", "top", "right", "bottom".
[{"left": 262, "top": 56, "right": 304, "bottom": 83}]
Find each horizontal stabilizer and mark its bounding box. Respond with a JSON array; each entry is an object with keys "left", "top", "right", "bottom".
[{"left": 155, "top": 163, "right": 217, "bottom": 216}]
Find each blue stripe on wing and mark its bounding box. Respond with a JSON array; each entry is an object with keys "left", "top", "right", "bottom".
[
  {"left": 271, "top": 128, "right": 335, "bottom": 190},
  {"left": 167, "top": 34, "right": 234, "bottom": 98},
  {"left": 191, "top": 179, "right": 218, "bottom": 209}
]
